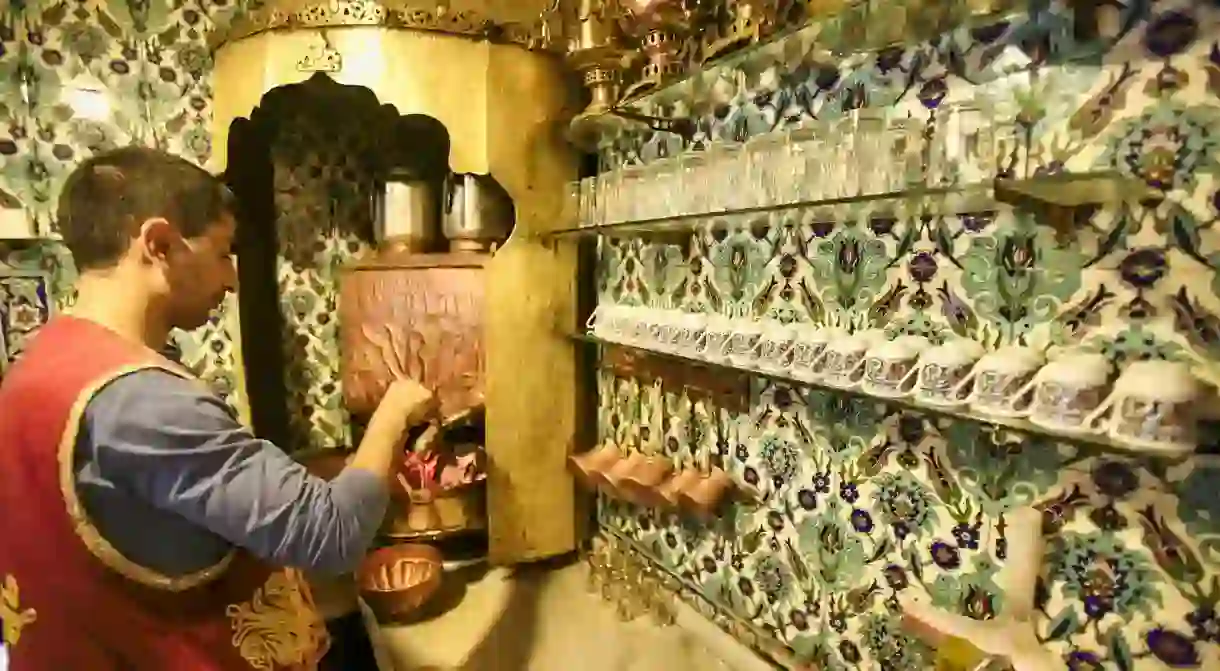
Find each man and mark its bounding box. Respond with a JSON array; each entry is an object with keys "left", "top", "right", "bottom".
[{"left": 0, "top": 147, "right": 435, "bottom": 670}]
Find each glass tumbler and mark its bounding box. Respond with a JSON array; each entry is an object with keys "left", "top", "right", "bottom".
[
  {"left": 745, "top": 131, "right": 791, "bottom": 207},
  {"left": 634, "top": 162, "right": 660, "bottom": 221},
  {"left": 953, "top": 102, "right": 994, "bottom": 185},
  {"left": 679, "top": 152, "right": 712, "bottom": 216},
  {"left": 596, "top": 171, "right": 622, "bottom": 225},
  {"left": 824, "top": 116, "right": 855, "bottom": 199},
  {"left": 648, "top": 158, "right": 680, "bottom": 220},
  {"left": 992, "top": 100, "right": 1026, "bottom": 180},
  {"left": 924, "top": 108, "right": 952, "bottom": 186},
  {"left": 888, "top": 114, "right": 927, "bottom": 188},
  {"left": 853, "top": 109, "right": 889, "bottom": 195},
  {"left": 707, "top": 143, "right": 752, "bottom": 211},
  {"left": 789, "top": 124, "right": 827, "bottom": 202},
  {"left": 617, "top": 165, "right": 647, "bottom": 222},
  {"left": 578, "top": 177, "right": 597, "bottom": 228}
]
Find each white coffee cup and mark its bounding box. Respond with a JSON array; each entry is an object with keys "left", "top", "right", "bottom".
[
  {"left": 862, "top": 336, "right": 931, "bottom": 398},
  {"left": 911, "top": 339, "right": 985, "bottom": 408},
  {"left": 1021, "top": 352, "right": 1111, "bottom": 433},
  {"left": 1084, "top": 359, "right": 1201, "bottom": 452},
  {"left": 788, "top": 325, "right": 843, "bottom": 381},
  {"left": 955, "top": 346, "right": 1045, "bottom": 418},
  {"left": 818, "top": 329, "right": 888, "bottom": 389}
]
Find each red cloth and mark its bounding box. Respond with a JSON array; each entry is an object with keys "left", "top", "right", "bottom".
[{"left": 0, "top": 316, "right": 329, "bottom": 670}]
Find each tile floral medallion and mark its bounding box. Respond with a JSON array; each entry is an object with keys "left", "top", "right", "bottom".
[
  {"left": 595, "top": 2, "right": 1220, "bottom": 669},
  {"left": 0, "top": 269, "right": 52, "bottom": 375}
]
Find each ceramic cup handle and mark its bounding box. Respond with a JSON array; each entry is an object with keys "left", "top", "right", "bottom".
[
  {"left": 584, "top": 308, "right": 602, "bottom": 331},
  {"left": 1083, "top": 392, "right": 1119, "bottom": 433},
  {"left": 693, "top": 329, "right": 709, "bottom": 355},
  {"left": 808, "top": 347, "right": 832, "bottom": 375},
  {"left": 898, "top": 362, "right": 922, "bottom": 394},
  {"left": 1007, "top": 374, "right": 1042, "bottom": 417},
  {"left": 844, "top": 355, "right": 868, "bottom": 384},
  {"left": 949, "top": 365, "right": 980, "bottom": 402}
]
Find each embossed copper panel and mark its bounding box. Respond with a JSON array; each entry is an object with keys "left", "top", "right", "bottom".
[{"left": 340, "top": 257, "right": 486, "bottom": 418}]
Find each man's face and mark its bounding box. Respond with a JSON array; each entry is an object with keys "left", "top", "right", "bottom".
[{"left": 162, "top": 213, "right": 238, "bottom": 331}]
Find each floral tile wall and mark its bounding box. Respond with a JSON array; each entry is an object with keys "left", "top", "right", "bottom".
[
  {"left": 595, "top": 1, "right": 1220, "bottom": 669},
  {"left": 269, "top": 107, "right": 375, "bottom": 452},
  {"left": 0, "top": 268, "right": 52, "bottom": 376},
  {"left": 0, "top": 1, "right": 257, "bottom": 407}
]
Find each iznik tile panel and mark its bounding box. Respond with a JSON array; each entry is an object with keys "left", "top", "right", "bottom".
[{"left": 595, "top": 2, "right": 1220, "bottom": 669}]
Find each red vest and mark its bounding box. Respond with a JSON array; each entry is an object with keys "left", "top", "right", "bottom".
[{"left": 0, "top": 316, "right": 330, "bottom": 670}]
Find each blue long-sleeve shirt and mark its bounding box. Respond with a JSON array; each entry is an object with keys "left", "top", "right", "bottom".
[{"left": 73, "top": 369, "right": 388, "bottom": 577}]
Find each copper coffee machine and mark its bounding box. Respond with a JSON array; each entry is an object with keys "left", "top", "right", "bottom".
[{"left": 338, "top": 158, "right": 516, "bottom": 545}]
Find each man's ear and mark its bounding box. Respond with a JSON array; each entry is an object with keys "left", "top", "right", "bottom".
[{"left": 135, "top": 218, "right": 180, "bottom": 264}]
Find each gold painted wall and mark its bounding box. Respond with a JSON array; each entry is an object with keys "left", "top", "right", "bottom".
[{"left": 211, "top": 26, "right": 583, "bottom": 561}]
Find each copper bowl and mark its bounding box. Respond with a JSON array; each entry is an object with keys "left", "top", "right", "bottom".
[{"left": 358, "top": 544, "right": 444, "bottom": 623}]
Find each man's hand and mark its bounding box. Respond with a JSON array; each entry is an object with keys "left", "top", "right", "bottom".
[
  {"left": 374, "top": 378, "right": 438, "bottom": 428},
  {"left": 348, "top": 378, "right": 439, "bottom": 493}
]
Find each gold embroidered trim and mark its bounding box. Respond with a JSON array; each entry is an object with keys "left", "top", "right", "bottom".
[
  {"left": 57, "top": 363, "right": 237, "bottom": 591},
  {"left": 1, "top": 574, "right": 37, "bottom": 647},
  {"left": 227, "top": 569, "right": 331, "bottom": 670}
]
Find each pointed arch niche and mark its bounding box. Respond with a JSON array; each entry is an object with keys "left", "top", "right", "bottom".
[
  {"left": 222, "top": 74, "right": 451, "bottom": 454},
  {"left": 210, "top": 26, "right": 583, "bottom": 563}
]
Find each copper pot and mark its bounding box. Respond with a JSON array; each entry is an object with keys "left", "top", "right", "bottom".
[
  {"left": 602, "top": 450, "right": 647, "bottom": 501},
  {"left": 651, "top": 467, "right": 700, "bottom": 509},
  {"left": 441, "top": 171, "right": 514, "bottom": 253},
  {"left": 568, "top": 444, "right": 623, "bottom": 491},
  {"left": 618, "top": 457, "right": 673, "bottom": 507},
  {"left": 374, "top": 168, "right": 442, "bottom": 254},
  {"left": 677, "top": 467, "right": 733, "bottom": 520}
]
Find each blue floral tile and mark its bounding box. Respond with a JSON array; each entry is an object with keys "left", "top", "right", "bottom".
[{"left": 598, "top": 2, "right": 1220, "bottom": 669}]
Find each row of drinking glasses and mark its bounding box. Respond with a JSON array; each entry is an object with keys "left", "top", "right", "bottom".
[{"left": 563, "top": 99, "right": 1022, "bottom": 228}]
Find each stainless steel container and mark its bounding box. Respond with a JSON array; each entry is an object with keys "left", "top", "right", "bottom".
[
  {"left": 441, "top": 172, "right": 514, "bottom": 253},
  {"left": 373, "top": 168, "right": 441, "bottom": 254}
]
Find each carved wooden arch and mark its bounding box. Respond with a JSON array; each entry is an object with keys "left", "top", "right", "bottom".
[{"left": 226, "top": 73, "right": 453, "bottom": 239}]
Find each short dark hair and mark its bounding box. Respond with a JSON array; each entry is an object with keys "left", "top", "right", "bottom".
[{"left": 56, "top": 146, "right": 236, "bottom": 270}]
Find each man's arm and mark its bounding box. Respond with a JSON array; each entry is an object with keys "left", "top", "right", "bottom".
[{"left": 83, "top": 369, "right": 390, "bottom": 575}]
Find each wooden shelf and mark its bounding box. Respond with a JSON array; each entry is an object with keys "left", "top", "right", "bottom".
[{"left": 572, "top": 333, "right": 1198, "bottom": 460}]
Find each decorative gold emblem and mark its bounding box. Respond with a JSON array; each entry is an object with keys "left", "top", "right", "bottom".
[
  {"left": 1, "top": 574, "right": 37, "bottom": 647},
  {"left": 208, "top": 0, "right": 556, "bottom": 53},
  {"left": 297, "top": 32, "right": 343, "bottom": 73},
  {"left": 226, "top": 570, "right": 330, "bottom": 670}
]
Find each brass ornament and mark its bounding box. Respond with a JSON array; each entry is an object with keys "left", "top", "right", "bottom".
[
  {"left": 545, "top": 0, "right": 823, "bottom": 149},
  {"left": 207, "top": 0, "right": 559, "bottom": 53},
  {"left": 0, "top": 574, "right": 37, "bottom": 648},
  {"left": 296, "top": 31, "right": 344, "bottom": 72}
]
